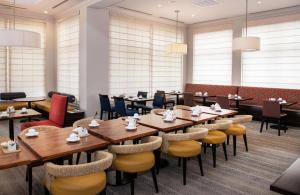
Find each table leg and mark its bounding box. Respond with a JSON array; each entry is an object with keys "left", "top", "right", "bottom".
[
  {"left": 28, "top": 166, "right": 32, "bottom": 195},
  {"left": 28, "top": 101, "right": 32, "bottom": 109},
  {"left": 9, "top": 119, "right": 14, "bottom": 140},
  {"left": 176, "top": 94, "right": 179, "bottom": 105},
  {"left": 203, "top": 97, "right": 206, "bottom": 106}
]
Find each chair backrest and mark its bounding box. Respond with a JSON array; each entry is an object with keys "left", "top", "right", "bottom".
[
  {"left": 0, "top": 92, "right": 26, "bottom": 100},
  {"left": 183, "top": 92, "right": 194, "bottom": 106},
  {"left": 113, "top": 97, "right": 127, "bottom": 116},
  {"left": 99, "top": 94, "right": 112, "bottom": 112},
  {"left": 153, "top": 93, "right": 165, "bottom": 108},
  {"left": 262, "top": 101, "right": 281, "bottom": 118},
  {"left": 49, "top": 94, "right": 68, "bottom": 127},
  {"left": 216, "top": 96, "right": 230, "bottom": 109},
  {"left": 48, "top": 91, "right": 75, "bottom": 103},
  {"left": 137, "top": 91, "right": 147, "bottom": 98}
]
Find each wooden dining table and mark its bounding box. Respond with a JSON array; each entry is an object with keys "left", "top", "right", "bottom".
[
  {"left": 138, "top": 113, "right": 193, "bottom": 133},
  {"left": 197, "top": 106, "right": 238, "bottom": 117},
  {"left": 83, "top": 118, "right": 158, "bottom": 144},
  {"left": 194, "top": 95, "right": 216, "bottom": 106},
  {"left": 158, "top": 109, "right": 218, "bottom": 125},
  {"left": 0, "top": 109, "right": 41, "bottom": 139}
]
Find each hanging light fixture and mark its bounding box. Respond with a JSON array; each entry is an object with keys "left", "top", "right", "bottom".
[
  {"left": 167, "top": 10, "right": 187, "bottom": 55},
  {"left": 0, "top": 0, "right": 41, "bottom": 48},
  {"left": 233, "top": 0, "right": 260, "bottom": 51}
]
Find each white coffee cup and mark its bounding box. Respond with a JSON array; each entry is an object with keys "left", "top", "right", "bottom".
[
  {"left": 28, "top": 128, "right": 36, "bottom": 134},
  {"left": 133, "top": 113, "right": 139, "bottom": 118},
  {"left": 91, "top": 119, "right": 99, "bottom": 126},
  {"left": 21, "top": 107, "right": 27, "bottom": 112},
  {"left": 7, "top": 141, "right": 16, "bottom": 151},
  {"left": 69, "top": 133, "right": 78, "bottom": 140},
  {"left": 278, "top": 98, "right": 283, "bottom": 101},
  {"left": 78, "top": 128, "right": 88, "bottom": 137}
]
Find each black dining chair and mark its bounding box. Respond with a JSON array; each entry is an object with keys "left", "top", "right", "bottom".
[
  {"left": 114, "top": 97, "right": 138, "bottom": 117},
  {"left": 157, "top": 90, "right": 175, "bottom": 108},
  {"left": 260, "top": 100, "right": 287, "bottom": 136},
  {"left": 128, "top": 91, "right": 148, "bottom": 113},
  {"left": 99, "top": 94, "right": 115, "bottom": 120},
  {"left": 140, "top": 93, "right": 165, "bottom": 114}
]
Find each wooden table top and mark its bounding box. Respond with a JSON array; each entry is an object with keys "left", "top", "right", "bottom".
[
  {"left": 0, "top": 137, "right": 38, "bottom": 170},
  {"left": 0, "top": 109, "right": 41, "bottom": 121},
  {"left": 13, "top": 97, "right": 46, "bottom": 102},
  {"left": 159, "top": 109, "right": 217, "bottom": 124},
  {"left": 18, "top": 127, "right": 109, "bottom": 161},
  {"left": 138, "top": 114, "right": 193, "bottom": 133},
  {"left": 197, "top": 106, "right": 238, "bottom": 117},
  {"left": 83, "top": 118, "right": 158, "bottom": 144}
]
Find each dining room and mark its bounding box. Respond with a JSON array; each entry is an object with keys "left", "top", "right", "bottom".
[{"left": 0, "top": 0, "right": 300, "bottom": 195}]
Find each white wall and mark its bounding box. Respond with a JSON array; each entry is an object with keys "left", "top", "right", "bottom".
[{"left": 79, "top": 7, "right": 110, "bottom": 116}]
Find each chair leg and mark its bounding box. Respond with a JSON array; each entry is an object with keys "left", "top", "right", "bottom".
[
  {"left": 183, "top": 158, "right": 187, "bottom": 185},
  {"left": 233, "top": 135, "right": 237, "bottom": 156},
  {"left": 178, "top": 157, "right": 181, "bottom": 167},
  {"left": 87, "top": 152, "right": 91, "bottom": 163},
  {"left": 222, "top": 143, "right": 228, "bottom": 161},
  {"left": 212, "top": 144, "right": 216, "bottom": 168},
  {"left": 243, "top": 134, "right": 248, "bottom": 152},
  {"left": 227, "top": 135, "right": 230, "bottom": 145},
  {"left": 108, "top": 111, "right": 111, "bottom": 120},
  {"left": 204, "top": 143, "right": 207, "bottom": 154},
  {"left": 197, "top": 154, "right": 204, "bottom": 176},
  {"left": 266, "top": 119, "right": 269, "bottom": 130},
  {"left": 278, "top": 119, "right": 281, "bottom": 136},
  {"left": 260, "top": 119, "right": 264, "bottom": 133},
  {"left": 154, "top": 150, "right": 160, "bottom": 175},
  {"left": 68, "top": 157, "right": 73, "bottom": 165},
  {"left": 130, "top": 173, "right": 135, "bottom": 195},
  {"left": 151, "top": 167, "right": 159, "bottom": 193},
  {"left": 76, "top": 152, "right": 81, "bottom": 164},
  {"left": 100, "top": 109, "right": 103, "bottom": 120},
  {"left": 44, "top": 187, "right": 50, "bottom": 195}
]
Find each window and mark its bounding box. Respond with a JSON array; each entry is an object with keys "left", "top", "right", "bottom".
[
  {"left": 193, "top": 29, "right": 233, "bottom": 85},
  {"left": 152, "top": 25, "right": 183, "bottom": 94},
  {"left": 242, "top": 20, "right": 300, "bottom": 89},
  {"left": 10, "top": 19, "right": 46, "bottom": 97},
  {"left": 57, "top": 15, "right": 79, "bottom": 99},
  {"left": 0, "top": 17, "right": 46, "bottom": 97},
  {"left": 109, "top": 15, "right": 184, "bottom": 97}
]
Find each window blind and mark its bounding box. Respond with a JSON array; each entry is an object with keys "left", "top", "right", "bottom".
[
  {"left": 242, "top": 20, "right": 300, "bottom": 89},
  {"left": 109, "top": 15, "right": 184, "bottom": 97},
  {"left": 57, "top": 15, "right": 79, "bottom": 99},
  {"left": 0, "top": 18, "right": 6, "bottom": 92},
  {"left": 152, "top": 25, "right": 183, "bottom": 94},
  {"left": 109, "top": 16, "right": 151, "bottom": 96},
  {"left": 10, "top": 19, "right": 46, "bottom": 97},
  {"left": 193, "top": 29, "right": 233, "bottom": 85}
]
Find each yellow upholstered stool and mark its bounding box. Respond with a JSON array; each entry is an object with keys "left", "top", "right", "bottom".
[
  {"left": 161, "top": 127, "right": 208, "bottom": 185},
  {"left": 44, "top": 151, "right": 113, "bottom": 195},
  {"left": 109, "top": 136, "right": 162, "bottom": 195},
  {"left": 222, "top": 115, "right": 252, "bottom": 156}
]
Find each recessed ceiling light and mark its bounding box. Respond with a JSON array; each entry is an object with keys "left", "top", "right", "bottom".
[
  {"left": 157, "top": 4, "right": 162, "bottom": 7},
  {"left": 191, "top": 14, "right": 195, "bottom": 18},
  {"left": 43, "top": 10, "right": 48, "bottom": 14},
  {"left": 257, "top": 1, "right": 262, "bottom": 4}
]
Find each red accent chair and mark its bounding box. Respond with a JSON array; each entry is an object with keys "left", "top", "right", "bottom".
[{"left": 21, "top": 94, "right": 68, "bottom": 130}]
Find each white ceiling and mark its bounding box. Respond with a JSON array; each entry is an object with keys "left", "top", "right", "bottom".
[
  {"left": 114, "top": 0, "right": 300, "bottom": 24},
  {"left": 0, "top": 0, "right": 299, "bottom": 23}
]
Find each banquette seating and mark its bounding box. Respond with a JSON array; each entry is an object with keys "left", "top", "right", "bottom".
[
  {"left": 0, "top": 92, "right": 28, "bottom": 111},
  {"left": 184, "top": 83, "right": 300, "bottom": 126}
]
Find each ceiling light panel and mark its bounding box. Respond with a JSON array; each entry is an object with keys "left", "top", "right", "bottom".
[{"left": 192, "top": 0, "right": 219, "bottom": 7}]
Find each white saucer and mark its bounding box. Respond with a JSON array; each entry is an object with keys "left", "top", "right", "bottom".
[
  {"left": 66, "top": 137, "right": 80, "bottom": 142},
  {"left": 25, "top": 132, "right": 39, "bottom": 137},
  {"left": 164, "top": 118, "right": 175, "bottom": 123},
  {"left": 191, "top": 113, "right": 200, "bottom": 117},
  {"left": 21, "top": 110, "right": 28, "bottom": 114},
  {"left": 125, "top": 126, "right": 137, "bottom": 131},
  {"left": 89, "top": 123, "right": 99, "bottom": 127}
]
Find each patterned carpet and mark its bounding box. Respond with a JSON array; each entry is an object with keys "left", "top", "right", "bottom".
[{"left": 0, "top": 120, "right": 299, "bottom": 195}]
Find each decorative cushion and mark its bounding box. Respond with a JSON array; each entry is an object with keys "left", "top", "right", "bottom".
[
  {"left": 21, "top": 120, "right": 61, "bottom": 130},
  {"left": 202, "top": 130, "right": 226, "bottom": 144},
  {"left": 168, "top": 140, "right": 201, "bottom": 158},
  {"left": 225, "top": 124, "right": 246, "bottom": 136},
  {"left": 50, "top": 172, "right": 106, "bottom": 195},
  {"left": 113, "top": 151, "right": 154, "bottom": 173},
  {"left": 0, "top": 102, "right": 28, "bottom": 111}
]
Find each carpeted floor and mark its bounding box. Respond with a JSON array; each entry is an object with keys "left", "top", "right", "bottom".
[{"left": 0, "top": 120, "right": 299, "bottom": 195}]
